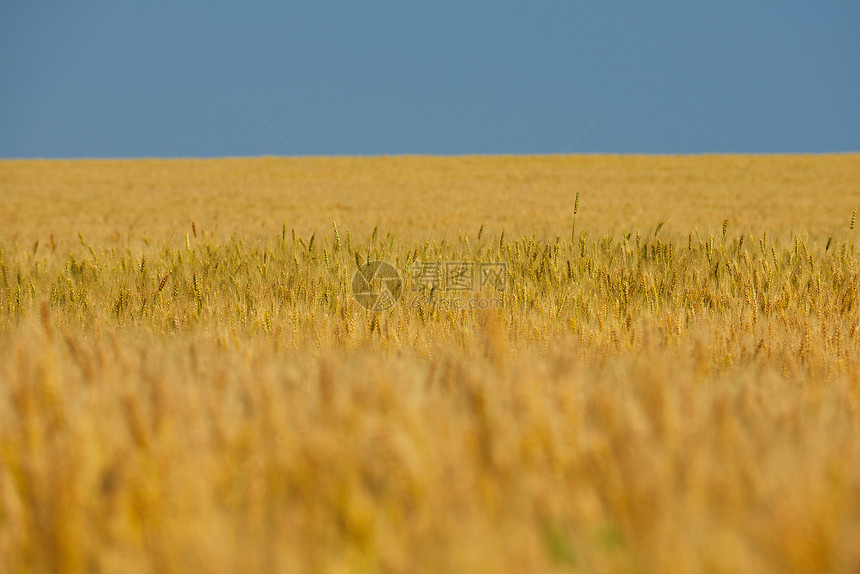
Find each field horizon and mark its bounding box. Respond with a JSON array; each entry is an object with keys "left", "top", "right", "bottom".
[{"left": 3, "top": 154, "right": 858, "bottom": 243}]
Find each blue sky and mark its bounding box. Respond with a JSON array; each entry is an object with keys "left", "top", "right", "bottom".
[{"left": 1, "top": 2, "right": 858, "bottom": 157}]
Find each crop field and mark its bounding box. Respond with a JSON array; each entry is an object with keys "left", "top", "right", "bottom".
[{"left": 1, "top": 154, "right": 860, "bottom": 573}]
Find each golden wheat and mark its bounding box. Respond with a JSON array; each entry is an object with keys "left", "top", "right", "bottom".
[{"left": 0, "top": 155, "right": 859, "bottom": 573}]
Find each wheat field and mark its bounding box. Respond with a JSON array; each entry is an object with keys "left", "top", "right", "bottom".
[{"left": 1, "top": 155, "right": 860, "bottom": 573}]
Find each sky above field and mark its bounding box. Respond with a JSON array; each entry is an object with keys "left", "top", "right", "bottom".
[{"left": 1, "top": 2, "right": 858, "bottom": 157}]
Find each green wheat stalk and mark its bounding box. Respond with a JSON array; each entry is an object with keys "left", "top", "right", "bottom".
[{"left": 571, "top": 192, "right": 580, "bottom": 246}]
